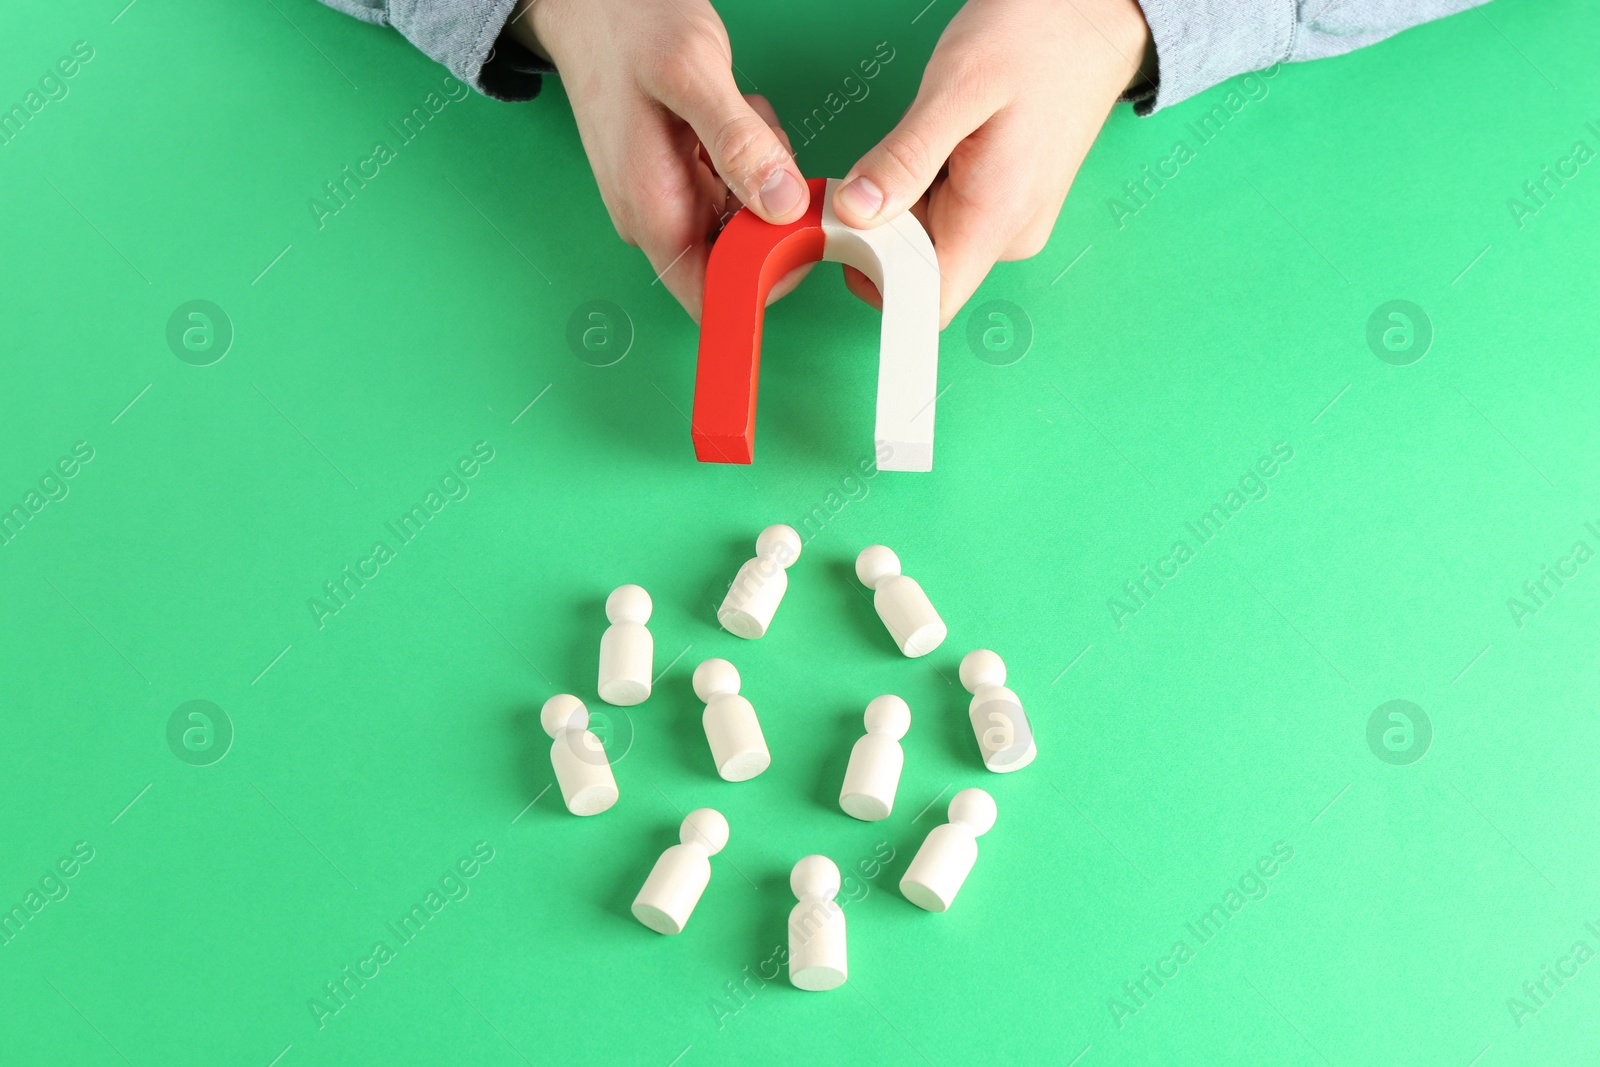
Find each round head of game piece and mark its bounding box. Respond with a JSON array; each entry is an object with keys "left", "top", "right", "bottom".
[
  {"left": 863, "top": 694, "right": 911, "bottom": 739},
  {"left": 691, "top": 658, "right": 741, "bottom": 702},
  {"left": 756, "top": 524, "right": 802, "bottom": 568},
  {"left": 790, "top": 854, "right": 841, "bottom": 901},
  {"left": 854, "top": 544, "right": 902, "bottom": 589},
  {"left": 680, "top": 808, "right": 730, "bottom": 855},
  {"left": 605, "top": 584, "right": 652, "bottom": 625},
  {"left": 959, "top": 649, "right": 1007, "bottom": 694},
  {"left": 949, "top": 788, "right": 998, "bottom": 836},
  {"left": 539, "top": 693, "right": 589, "bottom": 738}
]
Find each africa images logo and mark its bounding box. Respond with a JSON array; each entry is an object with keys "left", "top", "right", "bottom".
[{"left": 1366, "top": 700, "right": 1431, "bottom": 766}]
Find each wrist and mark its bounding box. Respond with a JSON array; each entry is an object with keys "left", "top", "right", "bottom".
[
  {"left": 509, "top": 0, "right": 559, "bottom": 63},
  {"left": 1129, "top": 25, "right": 1156, "bottom": 93},
  {"left": 1126, "top": 36, "right": 1152, "bottom": 93},
  {"left": 1087, "top": 0, "right": 1153, "bottom": 91}
]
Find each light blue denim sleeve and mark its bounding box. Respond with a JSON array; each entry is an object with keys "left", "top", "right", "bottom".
[
  {"left": 317, "top": 0, "right": 1491, "bottom": 110},
  {"left": 1128, "top": 0, "right": 1493, "bottom": 113},
  {"left": 315, "top": 0, "right": 547, "bottom": 101}
]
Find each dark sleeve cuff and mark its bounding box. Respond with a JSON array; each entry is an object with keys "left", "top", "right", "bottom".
[
  {"left": 1126, "top": 0, "right": 1295, "bottom": 114},
  {"left": 480, "top": 33, "right": 554, "bottom": 102},
  {"left": 1124, "top": 0, "right": 1491, "bottom": 115},
  {"left": 385, "top": 0, "right": 553, "bottom": 102}
]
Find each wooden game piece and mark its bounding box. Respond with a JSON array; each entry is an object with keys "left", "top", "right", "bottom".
[
  {"left": 717, "top": 524, "right": 801, "bottom": 639},
  {"left": 693, "top": 177, "right": 828, "bottom": 465},
  {"left": 692, "top": 657, "right": 770, "bottom": 782},
  {"left": 959, "top": 649, "right": 1038, "bottom": 773},
  {"left": 855, "top": 545, "right": 947, "bottom": 657},
  {"left": 900, "top": 788, "right": 996, "bottom": 912},
  {"left": 540, "top": 693, "right": 619, "bottom": 817},
  {"left": 789, "top": 854, "right": 847, "bottom": 990},
  {"left": 598, "top": 584, "right": 653, "bottom": 706},
  {"left": 631, "top": 808, "right": 729, "bottom": 935},
  {"left": 820, "top": 177, "right": 940, "bottom": 472},
  {"left": 839, "top": 695, "right": 910, "bottom": 821},
  {"left": 691, "top": 177, "right": 941, "bottom": 471}
]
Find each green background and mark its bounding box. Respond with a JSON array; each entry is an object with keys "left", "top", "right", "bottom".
[{"left": 2, "top": 0, "right": 1597, "bottom": 1063}]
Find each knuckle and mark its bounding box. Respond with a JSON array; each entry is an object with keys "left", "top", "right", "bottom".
[
  {"left": 630, "top": 210, "right": 683, "bottom": 261},
  {"left": 610, "top": 211, "right": 640, "bottom": 248},
  {"left": 941, "top": 169, "right": 997, "bottom": 217},
  {"left": 602, "top": 195, "right": 639, "bottom": 247},
  {"left": 618, "top": 169, "right": 655, "bottom": 209},
  {"left": 877, "top": 127, "right": 936, "bottom": 188},
  {"left": 612, "top": 181, "right": 676, "bottom": 251},
  {"left": 645, "top": 55, "right": 692, "bottom": 99},
  {"left": 935, "top": 52, "right": 1000, "bottom": 105},
  {"left": 644, "top": 40, "right": 708, "bottom": 99},
  {"left": 1005, "top": 229, "right": 1050, "bottom": 261},
  {"left": 690, "top": 16, "right": 732, "bottom": 56},
  {"left": 711, "top": 118, "right": 778, "bottom": 188},
  {"left": 644, "top": 25, "right": 727, "bottom": 98}
]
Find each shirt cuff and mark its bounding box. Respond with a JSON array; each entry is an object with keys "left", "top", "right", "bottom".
[
  {"left": 1126, "top": 0, "right": 1295, "bottom": 114},
  {"left": 386, "top": 0, "right": 552, "bottom": 101}
]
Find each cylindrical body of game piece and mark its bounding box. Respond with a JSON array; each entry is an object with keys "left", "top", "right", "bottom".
[
  {"left": 875, "top": 575, "right": 947, "bottom": 657},
  {"left": 703, "top": 694, "right": 771, "bottom": 781},
  {"left": 632, "top": 844, "right": 712, "bottom": 934},
  {"left": 549, "top": 730, "right": 620, "bottom": 816},
  {"left": 969, "top": 685, "right": 1037, "bottom": 772},
  {"left": 900, "top": 825, "right": 978, "bottom": 912},
  {"left": 718, "top": 561, "right": 788, "bottom": 639},
  {"left": 789, "top": 899, "right": 847, "bottom": 990},
  {"left": 789, "top": 855, "right": 846, "bottom": 990},
  {"left": 718, "top": 525, "right": 801, "bottom": 639},
  {"left": 598, "top": 622, "right": 652, "bottom": 706},
  {"left": 839, "top": 733, "right": 904, "bottom": 821}
]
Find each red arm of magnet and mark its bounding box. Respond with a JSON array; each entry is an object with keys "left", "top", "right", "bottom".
[{"left": 691, "top": 177, "right": 828, "bottom": 465}]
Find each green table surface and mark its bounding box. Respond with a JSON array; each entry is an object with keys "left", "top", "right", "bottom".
[{"left": 4, "top": 1, "right": 1598, "bottom": 1064}]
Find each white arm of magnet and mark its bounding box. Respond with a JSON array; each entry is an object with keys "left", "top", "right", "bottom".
[{"left": 821, "top": 178, "right": 941, "bottom": 473}]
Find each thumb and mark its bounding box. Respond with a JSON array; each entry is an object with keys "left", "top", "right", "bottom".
[
  {"left": 657, "top": 72, "right": 809, "bottom": 224},
  {"left": 833, "top": 77, "right": 991, "bottom": 229}
]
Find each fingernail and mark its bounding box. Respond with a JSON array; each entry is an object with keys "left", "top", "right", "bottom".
[
  {"left": 838, "top": 176, "right": 884, "bottom": 220},
  {"left": 759, "top": 170, "right": 803, "bottom": 218}
]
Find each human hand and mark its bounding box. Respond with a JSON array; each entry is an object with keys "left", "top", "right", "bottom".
[
  {"left": 510, "top": 0, "right": 811, "bottom": 322},
  {"left": 829, "top": 0, "right": 1151, "bottom": 327}
]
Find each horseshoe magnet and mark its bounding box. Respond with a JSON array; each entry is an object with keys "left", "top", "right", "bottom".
[{"left": 691, "top": 177, "right": 940, "bottom": 472}]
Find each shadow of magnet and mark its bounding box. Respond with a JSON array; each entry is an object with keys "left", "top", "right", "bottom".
[{"left": 691, "top": 177, "right": 940, "bottom": 472}]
